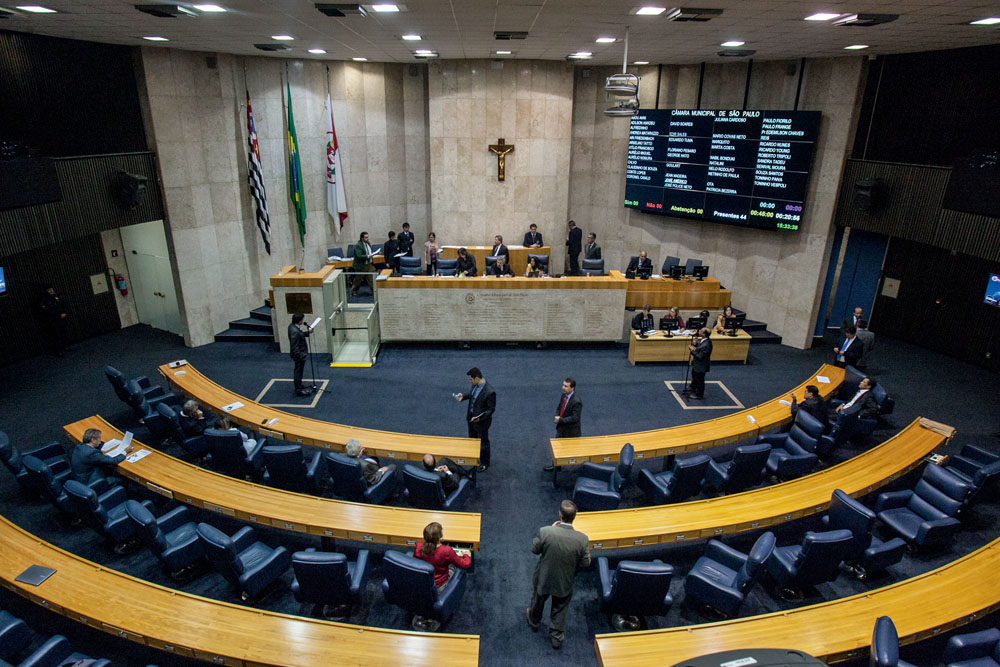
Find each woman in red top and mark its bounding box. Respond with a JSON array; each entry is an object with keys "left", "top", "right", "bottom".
[{"left": 414, "top": 522, "right": 471, "bottom": 591}]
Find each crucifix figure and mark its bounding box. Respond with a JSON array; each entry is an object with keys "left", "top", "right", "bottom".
[{"left": 488, "top": 138, "right": 515, "bottom": 181}]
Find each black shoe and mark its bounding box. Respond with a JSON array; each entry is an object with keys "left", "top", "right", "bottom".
[
  {"left": 542, "top": 465, "right": 555, "bottom": 472},
  {"left": 550, "top": 635, "right": 562, "bottom": 650},
  {"left": 295, "top": 390, "right": 309, "bottom": 397},
  {"left": 526, "top": 608, "right": 539, "bottom": 633},
  {"left": 476, "top": 465, "right": 488, "bottom": 473}
]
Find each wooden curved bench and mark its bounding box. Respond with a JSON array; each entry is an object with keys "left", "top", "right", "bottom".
[
  {"left": 595, "top": 535, "right": 1000, "bottom": 667},
  {"left": 0, "top": 516, "right": 479, "bottom": 667},
  {"left": 158, "top": 362, "right": 481, "bottom": 465},
  {"left": 64, "top": 416, "right": 481, "bottom": 549},
  {"left": 572, "top": 417, "right": 954, "bottom": 550},
  {"left": 550, "top": 364, "right": 846, "bottom": 466}
]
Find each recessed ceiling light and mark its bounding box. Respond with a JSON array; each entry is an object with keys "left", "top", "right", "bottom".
[
  {"left": 636, "top": 6, "right": 666, "bottom": 16},
  {"left": 413, "top": 51, "right": 437, "bottom": 58},
  {"left": 272, "top": 34, "right": 295, "bottom": 40},
  {"left": 16, "top": 5, "right": 57, "bottom": 12},
  {"left": 568, "top": 51, "right": 592, "bottom": 59},
  {"left": 633, "top": 60, "right": 649, "bottom": 65},
  {"left": 192, "top": 4, "right": 226, "bottom": 11},
  {"left": 143, "top": 36, "right": 169, "bottom": 41},
  {"left": 353, "top": 56, "right": 368, "bottom": 61},
  {"left": 371, "top": 3, "right": 399, "bottom": 11},
  {"left": 721, "top": 40, "right": 745, "bottom": 47},
  {"left": 804, "top": 12, "right": 840, "bottom": 21},
  {"left": 496, "top": 50, "right": 511, "bottom": 55},
  {"left": 844, "top": 44, "right": 869, "bottom": 50},
  {"left": 595, "top": 37, "right": 616, "bottom": 44},
  {"left": 401, "top": 34, "right": 421, "bottom": 41},
  {"left": 308, "top": 48, "right": 326, "bottom": 54},
  {"left": 969, "top": 16, "right": 1000, "bottom": 25}
]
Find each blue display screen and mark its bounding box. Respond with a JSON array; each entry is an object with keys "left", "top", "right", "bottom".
[
  {"left": 0, "top": 267, "right": 6, "bottom": 295},
  {"left": 985, "top": 274, "right": 1000, "bottom": 308}
]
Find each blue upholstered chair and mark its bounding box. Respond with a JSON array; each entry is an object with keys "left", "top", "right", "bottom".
[
  {"left": 572, "top": 443, "right": 634, "bottom": 511},
  {"left": 64, "top": 480, "right": 150, "bottom": 552},
  {"left": 382, "top": 550, "right": 468, "bottom": 632},
  {"left": 436, "top": 258, "right": 459, "bottom": 276},
  {"left": 871, "top": 616, "right": 917, "bottom": 667},
  {"left": 661, "top": 255, "right": 680, "bottom": 275},
  {"left": 683, "top": 531, "right": 775, "bottom": 618},
  {"left": 484, "top": 255, "right": 498, "bottom": 274},
  {"left": 22, "top": 454, "right": 83, "bottom": 516},
  {"left": 943, "top": 627, "right": 1000, "bottom": 667},
  {"left": 876, "top": 464, "right": 970, "bottom": 549},
  {"left": 582, "top": 258, "right": 605, "bottom": 276},
  {"left": 16, "top": 635, "right": 111, "bottom": 667},
  {"left": 762, "top": 409, "right": 825, "bottom": 480},
  {"left": 766, "top": 528, "right": 854, "bottom": 596},
  {"left": 262, "top": 444, "right": 327, "bottom": 493},
  {"left": 821, "top": 489, "right": 906, "bottom": 579},
  {"left": 597, "top": 557, "right": 673, "bottom": 631},
  {"left": 204, "top": 428, "right": 265, "bottom": 480},
  {"left": 327, "top": 246, "right": 345, "bottom": 259},
  {"left": 325, "top": 451, "right": 397, "bottom": 504},
  {"left": 345, "top": 244, "right": 355, "bottom": 259},
  {"left": 402, "top": 464, "right": 472, "bottom": 511},
  {"left": 684, "top": 258, "right": 703, "bottom": 275},
  {"left": 124, "top": 379, "right": 182, "bottom": 429},
  {"left": 157, "top": 402, "right": 209, "bottom": 458},
  {"left": 0, "top": 610, "right": 30, "bottom": 663},
  {"left": 125, "top": 499, "right": 204, "bottom": 579},
  {"left": 196, "top": 522, "right": 290, "bottom": 600},
  {"left": 704, "top": 443, "right": 771, "bottom": 495},
  {"left": 399, "top": 256, "right": 422, "bottom": 275},
  {"left": 0, "top": 433, "right": 70, "bottom": 497},
  {"left": 944, "top": 444, "right": 1000, "bottom": 506},
  {"left": 638, "top": 454, "right": 710, "bottom": 505},
  {"left": 291, "top": 548, "right": 370, "bottom": 619},
  {"left": 105, "top": 364, "right": 162, "bottom": 404},
  {"left": 528, "top": 253, "right": 549, "bottom": 274}
]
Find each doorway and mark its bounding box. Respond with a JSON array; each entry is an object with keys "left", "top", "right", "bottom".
[{"left": 120, "top": 220, "right": 182, "bottom": 335}]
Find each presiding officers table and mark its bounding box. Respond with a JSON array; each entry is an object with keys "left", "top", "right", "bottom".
[
  {"left": 627, "top": 328, "right": 751, "bottom": 365},
  {"left": 378, "top": 270, "right": 628, "bottom": 342},
  {"left": 624, "top": 274, "right": 731, "bottom": 309},
  {"left": 438, "top": 245, "right": 549, "bottom": 276}
]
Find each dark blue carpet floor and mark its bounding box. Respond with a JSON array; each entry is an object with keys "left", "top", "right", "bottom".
[{"left": 1, "top": 324, "right": 999, "bottom": 666}]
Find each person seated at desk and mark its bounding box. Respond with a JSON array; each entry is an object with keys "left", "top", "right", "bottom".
[
  {"left": 833, "top": 325, "right": 863, "bottom": 368},
  {"left": 72, "top": 427, "right": 133, "bottom": 486},
  {"left": 525, "top": 255, "right": 544, "bottom": 277},
  {"left": 424, "top": 232, "right": 439, "bottom": 276},
  {"left": 666, "top": 306, "right": 685, "bottom": 331},
  {"left": 213, "top": 416, "right": 259, "bottom": 455},
  {"left": 383, "top": 230, "right": 400, "bottom": 273},
  {"left": 180, "top": 400, "right": 209, "bottom": 437},
  {"left": 523, "top": 224, "right": 543, "bottom": 248},
  {"left": 491, "top": 235, "right": 508, "bottom": 260},
  {"left": 457, "top": 247, "right": 477, "bottom": 277},
  {"left": 625, "top": 250, "right": 652, "bottom": 276},
  {"left": 489, "top": 255, "right": 514, "bottom": 277},
  {"left": 714, "top": 305, "right": 736, "bottom": 335},
  {"left": 414, "top": 521, "right": 471, "bottom": 593},
  {"left": 829, "top": 377, "right": 879, "bottom": 439},
  {"left": 422, "top": 454, "right": 463, "bottom": 493},
  {"left": 631, "top": 304, "right": 655, "bottom": 333},
  {"left": 790, "top": 384, "right": 830, "bottom": 432},
  {"left": 584, "top": 233, "right": 601, "bottom": 260},
  {"left": 345, "top": 438, "right": 393, "bottom": 485}
]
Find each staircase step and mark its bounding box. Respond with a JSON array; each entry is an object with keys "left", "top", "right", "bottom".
[
  {"left": 214, "top": 329, "right": 275, "bottom": 343},
  {"left": 229, "top": 317, "right": 272, "bottom": 332},
  {"left": 741, "top": 319, "right": 768, "bottom": 333},
  {"left": 748, "top": 329, "right": 783, "bottom": 345},
  {"left": 250, "top": 306, "right": 273, "bottom": 322}
]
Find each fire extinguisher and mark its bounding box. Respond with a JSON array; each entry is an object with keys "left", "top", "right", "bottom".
[{"left": 114, "top": 273, "right": 128, "bottom": 296}]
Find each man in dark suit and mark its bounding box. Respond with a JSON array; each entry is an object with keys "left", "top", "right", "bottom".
[
  {"left": 288, "top": 313, "right": 313, "bottom": 396},
  {"left": 398, "top": 222, "right": 415, "bottom": 257},
  {"left": 583, "top": 233, "right": 601, "bottom": 260},
  {"left": 523, "top": 224, "right": 543, "bottom": 248},
  {"left": 489, "top": 255, "right": 514, "bottom": 276},
  {"left": 688, "top": 327, "right": 713, "bottom": 399},
  {"left": 790, "top": 384, "right": 829, "bottom": 432},
  {"left": 345, "top": 438, "right": 393, "bottom": 485},
  {"left": 565, "top": 220, "right": 582, "bottom": 275},
  {"left": 179, "top": 400, "right": 208, "bottom": 436},
  {"left": 833, "top": 325, "right": 863, "bottom": 368},
  {"left": 350, "top": 231, "right": 375, "bottom": 296},
  {"left": 456, "top": 247, "right": 477, "bottom": 277},
  {"left": 422, "top": 453, "right": 462, "bottom": 493},
  {"left": 829, "top": 377, "right": 880, "bottom": 440},
  {"left": 491, "top": 235, "right": 509, "bottom": 261},
  {"left": 526, "top": 499, "right": 591, "bottom": 650},
  {"left": 626, "top": 250, "right": 653, "bottom": 276},
  {"left": 456, "top": 367, "right": 496, "bottom": 472},
  {"left": 543, "top": 378, "right": 581, "bottom": 474},
  {"left": 383, "top": 230, "right": 400, "bottom": 273},
  {"left": 841, "top": 306, "right": 863, "bottom": 334},
  {"left": 71, "top": 427, "right": 132, "bottom": 486}
]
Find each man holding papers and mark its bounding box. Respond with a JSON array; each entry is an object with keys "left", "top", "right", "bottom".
[
  {"left": 71, "top": 427, "right": 132, "bottom": 486},
  {"left": 288, "top": 313, "right": 313, "bottom": 397},
  {"left": 351, "top": 231, "right": 377, "bottom": 296},
  {"left": 455, "top": 367, "right": 496, "bottom": 472}
]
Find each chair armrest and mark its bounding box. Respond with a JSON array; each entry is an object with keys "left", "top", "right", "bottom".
[
  {"left": 943, "top": 628, "right": 1000, "bottom": 664},
  {"left": 572, "top": 485, "right": 621, "bottom": 511},
  {"left": 157, "top": 505, "right": 192, "bottom": 534},
  {"left": 365, "top": 466, "right": 397, "bottom": 504},
  {"left": 135, "top": 376, "right": 153, "bottom": 389},
  {"left": 246, "top": 440, "right": 265, "bottom": 468},
  {"left": 947, "top": 457, "right": 980, "bottom": 480},
  {"left": 434, "top": 567, "right": 468, "bottom": 621},
  {"left": 349, "top": 549, "right": 370, "bottom": 596},
  {"left": 305, "top": 450, "right": 325, "bottom": 486},
  {"left": 704, "top": 459, "right": 730, "bottom": 490},
  {"left": 684, "top": 569, "right": 742, "bottom": 616},
  {"left": 637, "top": 469, "right": 667, "bottom": 504},
  {"left": 703, "top": 539, "right": 749, "bottom": 571},
  {"left": 915, "top": 516, "right": 960, "bottom": 546},
  {"left": 87, "top": 477, "right": 116, "bottom": 497},
  {"left": 444, "top": 478, "right": 473, "bottom": 511},
  {"left": 98, "top": 484, "right": 128, "bottom": 507},
  {"left": 240, "top": 545, "right": 291, "bottom": 595},
  {"left": 578, "top": 461, "right": 616, "bottom": 482},
  {"left": 958, "top": 444, "right": 999, "bottom": 465},
  {"left": 231, "top": 526, "right": 258, "bottom": 553},
  {"left": 875, "top": 490, "right": 911, "bottom": 512},
  {"left": 815, "top": 435, "right": 836, "bottom": 458},
  {"left": 26, "top": 442, "right": 66, "bottom": 461},
  {"left": 756, "top": 433, "right": 787, "bottom": 447},
  {"left": 597, "top": 557, "right": 613, "bottom": 604}
]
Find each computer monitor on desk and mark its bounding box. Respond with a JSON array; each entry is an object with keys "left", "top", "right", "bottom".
[
  {"left": 724, "top": 315, "right": 745, "bottom": 336},
  {"left": 692, "top": 265, "right": 709, "bottom": 280},
  {"left": 686, "top": 316, "right": 706, "bottom": 331},
  {"left": 669, "top": 265, "right": 684, "bottom": 280},
  {"left": 659, "top": 317, "right": 680, "bottom": 336}
]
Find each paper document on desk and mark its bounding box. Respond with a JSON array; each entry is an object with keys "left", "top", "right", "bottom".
[
  {"left": 126, "top": 449, "right": 151, "bottom": 463},
  {"left": 816, "top": 375, "right": 830, "bottom": 384},
  {"left": 101, "top": 440, "right": 129, "bottom": 458},
  {"left": 327, "top": 256, "right": 344, "bottom": 261},
  {"left": 779, "top": 399, "right": 792, "bottom": 406},
  {"left": 222, "top": 401, "right": 244, "bottom": 413}
]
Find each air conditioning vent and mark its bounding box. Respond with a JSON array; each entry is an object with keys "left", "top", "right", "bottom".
[
  {"left": 665, "top": 7, "right": 724, "bottom": 22},
  {"left": 833, "top": 13, "right": 899, "bottom": 26},
  {"left": 494, "top": 31, "right": 528, "bottom": 40},
  {"left": 315, "top": 3, "right": 368, "bottom": 17},
  {"left": 718, "top": 49, "right": 755, "bottom": 57},
  {"left": 254, "top": 43, "right": 293, "bottom": 51},
  {"left": 134, "top": 4, "right": 197, "bottom": 18}
]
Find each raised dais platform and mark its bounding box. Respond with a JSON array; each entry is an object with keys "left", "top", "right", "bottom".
[{"left": 624, "top": 274, "right": 732, "bottom": 309}]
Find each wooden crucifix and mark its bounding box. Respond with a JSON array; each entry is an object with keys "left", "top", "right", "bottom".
[{"left": 488, "top": 138, "right": 515, "bottom": 181}]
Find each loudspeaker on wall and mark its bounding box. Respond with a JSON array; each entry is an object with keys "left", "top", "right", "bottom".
[
  {"left": 114, "top": 171, "right": 147, "bottom": 208},
  {"left": 854, "top": 178, "right": 881, "bottom": 211}
]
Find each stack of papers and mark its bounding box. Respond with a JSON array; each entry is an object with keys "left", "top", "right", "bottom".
[
  {"left": 126, "top": 449, "right": 151, "bottom": 463},
  {"left": 327, "top": 256, "right": 344, "bottom": 261},
  {"left": 221, "top": 401, "right": 244, "bottom": 413}
]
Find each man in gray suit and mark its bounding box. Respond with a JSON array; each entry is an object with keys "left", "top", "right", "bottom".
[{"left": 526, "top": 499, "right": 591, "bottom": 650}]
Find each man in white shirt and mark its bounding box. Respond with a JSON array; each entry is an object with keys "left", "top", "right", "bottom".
[{"left": 830, "top": 377, "right": 879, "bottom": 439}]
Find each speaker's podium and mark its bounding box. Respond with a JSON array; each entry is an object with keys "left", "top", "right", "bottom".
[{"left": 269, "top": 264, "right": 380, "bottom": 367}]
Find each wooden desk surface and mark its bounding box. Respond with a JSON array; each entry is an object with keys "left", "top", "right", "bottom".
[
  {"left": 625, "top": 275, "right": 731, "bottom": 309},
  {"left": 0, "top": 516, "right": 480, "bottom": 667},
  {"left": 159, "top": 362, "right": 480, "bottom": 465},
  {"left": 573, "top": 417, "right": 953, "bottom": 550},
  {"left": 628, "top": 329, "right": 751, "bottom": 365},
  {"left": 595, "top": 534, "right": 1000, "bottom": 667},
  {"left": 378, "top": 270, "right": 629, "bottom": 290},
  {"left": 64, "top": 416, "right": 482, "bottom": 550},
  {"left": 550, "top": 364, "right": 846, "bottom": 465},
  {"left": 326, "top": 256, "right": 386, "bottom": 270},
  {"left": 269, "top": 264, "right": 338, "bottom": 287}
]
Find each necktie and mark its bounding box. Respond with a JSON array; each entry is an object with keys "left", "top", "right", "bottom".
[{"left": 559, "top": 395, "right": 568, "bottom": 417}]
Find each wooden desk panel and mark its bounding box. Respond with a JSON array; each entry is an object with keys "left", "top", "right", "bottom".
[
  {"left": 378, "top": 271, "right": 628, "bottom": 290},
  {"left": 64, "top": 416, "right": 481, "bottom": 549},
  {"left": 628, "top": 329, "right": 751, "bottom": 365},
  {"left": 595, "top": 535, "right": 999, "bottom": 667},
  {"left": 326, "top": 256, "right": 386, "bottom": 270},
  {"left": 573, "top": 417, "right": 953, "bottom": 550},
  {"left": 439, "top": 245, "right": 549, "bottom": 276},
  {"left": 269, "top": 264, "right": 338, "bottom": 287},
  {"left": 159, "top": 362, "right": 480, "bottom": 465},
  {"left": 625, "top": 275, "right": 732, "bottom": 309},
  {"left": 0, "top": 516, "right": 480, "bottom": 667},
  {"left": 550, "top": 364, "right": 846, "bottom": 465}
]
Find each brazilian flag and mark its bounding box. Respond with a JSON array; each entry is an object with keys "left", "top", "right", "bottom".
[{"left": 286, "top": 81, "right": 306, "bottom": 245}]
